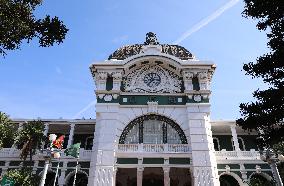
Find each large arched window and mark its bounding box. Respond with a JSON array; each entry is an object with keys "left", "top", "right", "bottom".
[{"left": 119, "top": 114, "right": 187, "bottom": 144}]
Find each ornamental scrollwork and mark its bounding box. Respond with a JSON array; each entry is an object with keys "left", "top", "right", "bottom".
[
  {"left": 112, "top": 72, "right": 122, "bottom": 80},
  {"left": 95, "top": 72, "right": 108, "bottom": 80},
  {"left": 123, "top": 64, "right": 182, "bottom": 93}
]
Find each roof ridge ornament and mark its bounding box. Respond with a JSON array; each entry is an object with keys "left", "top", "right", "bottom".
[
  {"left": 108, "top": 32, "right": 194, "bottom": 60},
  {"left": 144, "top": 32, "right": 159, "bottom": 45}
]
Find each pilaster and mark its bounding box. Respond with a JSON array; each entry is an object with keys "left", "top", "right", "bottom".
[
  {"left": 67, "top": 123, "right": 75, "bottom": 148},
  {"left": 137, "top": 167, "right": 144, "bottom": 186},
  {"left": 186, "top": 104, "right": 219, "bottom": 186},
  {"left": 88, "top": 103, "right": 120, "bottom": 186}
]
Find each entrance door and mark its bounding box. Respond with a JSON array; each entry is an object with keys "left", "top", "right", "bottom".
[{"left": 143, "top": 168, "right": 164, "bottom": 186}]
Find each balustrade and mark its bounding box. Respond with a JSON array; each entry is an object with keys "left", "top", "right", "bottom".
[
  {"left": 117, "top": 144, "right": 191, "bottom": 153},
  {"left": 214, "top": 149, "right": 260, "bottom": 160}
]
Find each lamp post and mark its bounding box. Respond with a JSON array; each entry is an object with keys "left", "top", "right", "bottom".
[{"left": 259, "top": 149, "right": 283, "bottom": 186}]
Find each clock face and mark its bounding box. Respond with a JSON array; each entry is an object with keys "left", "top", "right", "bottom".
[{"left": 143, "top": 73, "right": 161, "bottom": 87}]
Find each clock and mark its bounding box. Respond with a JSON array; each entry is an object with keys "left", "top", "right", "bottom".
[{"left": 143, "top": 73, "right": 161, "bottom": 87}]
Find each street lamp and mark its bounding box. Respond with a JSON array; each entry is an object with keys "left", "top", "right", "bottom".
[{"left": 259, "top": 149, "right": 283, "bottom": 186}]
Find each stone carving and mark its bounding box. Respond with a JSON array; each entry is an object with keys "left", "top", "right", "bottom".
[
  {"left": 225, "top": 165, "right": 230, "bottom": 173},
  {"left": 103, "top": 95, "right": 112, "bottom": 102},
  {"left": 193, "top": 95, "right": 202, "bottom": 102},
  {"left": 183, "top": 71, "right": 194, "bottom": 80},
  {"left": 112, "top": 72, "right": 122, "bottom": 80},
  {"left": 98, "top": 94, "right": 105, "bottom": 99},
  {"left": 123, "top": 64, "right": 182, "bottom": 93},
  {"left": 112, "top": 94, "right": 118, "bottom": 99},
  {"left": 95, "top": 72, "right": 108, "bottom": 80},
  {"left": 255, "top": 165, "right": 261, "bottom": 173},
  {"left": 147, "top": 101, "right": 158, "bottom": 113},
  {"left": 198, "top": 72, "right": 208, "bottom": 90},
  {"left": 144, "top": 32, "right": 159, "bottom": 45},
  {"left": 108, "top": 33, "right": 194, "bottom": 60},
  {"left": 197, "top": 72, "right": 208, "bottom": 80}
]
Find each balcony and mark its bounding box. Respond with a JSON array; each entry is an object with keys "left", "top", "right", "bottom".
[
  {"left": 214, "top": 149, "right": 261, "bottom": 162},
  {"left": 0, "top": 148, "right": 93, "bottom": 161},
  {"left": 117, "top": 144, "right": 191, "bottom": 153}
]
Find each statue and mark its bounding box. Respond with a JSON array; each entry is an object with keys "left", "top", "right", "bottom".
[{"left": 144, "top": 32, "right": 159, "bottom": 45}]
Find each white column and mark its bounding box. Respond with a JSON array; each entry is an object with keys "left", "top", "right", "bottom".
[
  {"left": 58, "top": 161, "right": 67, "bottom": 186},
  {"left": 67, "top": 123, "right": 75, "bottom": 148},
  {"left": 41, "top": 123, "right": 49, "bottom": 149},
  {"left": 240, "top": 164, "right": 249, "bottom": 185},
  {"left": 230, "top": 125, "right": 240, "bottom": 151},
  {"left": 137, "top": 167, "right": 144, "bottom": 186},
  {"left": 1, "top": 161, "right": 10, "bottom": 176},
  {"left": 187, "top": 105, "right": 219, "bottom": 186},
  {"left": 163, "top": 167, "right": 170, "bottom": 186},
  {"left": 112, "top": 167, "right": 117, "bottom": 186},
  {"left": 33, "top": 160, "right": 39, "bottom": 174}
]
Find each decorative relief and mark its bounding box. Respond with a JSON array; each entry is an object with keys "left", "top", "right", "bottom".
[
  {"left": 95, "top": 72, "right": 108, "bottom": 80},
  {"left": 97, "top": 94, "right": 119, "bottom": 102},
  {"left": 183, "top": 71, "right": 194, "bottom": 80},
  {"left": 183, "top": 71, "right": 194, "bottom": 91},
  {"left": 197, "top": 72, "right": 208, "bottom": 90},
  {"left": 112, "top": 72, "right": 122, "bottom": 80},
  {"left": 123, "top": 64, "right": 182, "bottom": 93},
  {"left": 108, "top": 32, "right": 194, "bottom": 60},
  {"left": 225, "top": 165, "right": 231, "bottom": 173},
  {"left": 193, "top": 95, "right": 202, "bottom": 102},
  {"left": 147, "top": 101, "right": 158, "bottom": 113},
  {"left": 104, "top": 95, "right": 113, "bottom": 102}
]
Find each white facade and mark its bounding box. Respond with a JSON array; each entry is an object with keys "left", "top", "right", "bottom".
[{"left": 0, "top": 33, "right": 274, "bottom": 186}]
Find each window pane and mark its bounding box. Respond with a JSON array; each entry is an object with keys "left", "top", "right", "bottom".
[
  {"left": 143, "top": 120, "right": 163, "bottom": 144},
  {"left": 167, "top": 124, "right": 181, "bottom": 144},
  {"left": 124, "top": 124, "right": 139, "bottom": 144}
]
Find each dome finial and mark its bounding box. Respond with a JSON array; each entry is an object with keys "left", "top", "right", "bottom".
[{"left": 144, "top": 32, "right": 159, "bottom": 45}]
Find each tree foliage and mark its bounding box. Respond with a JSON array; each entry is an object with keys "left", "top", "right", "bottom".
[
  {"left": 236, "top": 0, "right": 284, "bottom": 149},
  {"left": 5, "top": 168, "right": 40, "bottom": 186},
  {"left": 0, "top": 0, "right": 68, "bottom": 56},
  {"left": 0, "top": 111, "right": 17, "bottom": 148},
  {"left": 15, "top": 120, "right": 45, "bottom": 161}
]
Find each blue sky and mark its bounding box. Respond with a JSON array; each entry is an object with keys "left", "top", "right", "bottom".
[{"left": 0, "top": 0, "right": 268, "bottom": 120}]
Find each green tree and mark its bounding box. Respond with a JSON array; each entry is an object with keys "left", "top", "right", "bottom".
[
  {"left": 5, "top": 167, "right": 40, "bottom": 186},
  {"left": 15, "top": 120, "right": 45, "bottom": 162},
  {"left": 0, "top": 0, "right": 68, "bottom": 56},
  {"left": 236, "top": 1, "right": 284, "bottom": 150},
  {"left": 0, "top": 111, "right": 17, "bottom": 148}
]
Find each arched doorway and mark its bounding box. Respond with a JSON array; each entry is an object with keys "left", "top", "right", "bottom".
[
  {"left": 249, "top": 173, "right": 273, "bottom": 186},
  {"left": 119, "top": 114, "right": 187, "bottom": 144},
  {"left": 66, "top": 171, "right": 88, "bottom": 186},
  {"left": 219, "top": 174, "right": 240, "bottom": 186},
  {"left": 143, "top": 168, "right": 163, "bottom": 186}
]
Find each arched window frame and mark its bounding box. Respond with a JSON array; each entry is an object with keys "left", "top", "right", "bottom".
[
  {"left": 85, "top": 136, "right": 94, "bottom": 150},
  {"left": 213, "top": 137, "right": 220, "bottom": 151},
  {"left": 231, "top": 137, "right": 246, "bottom": 151},
  {"left": 119, "top": 114, "right": 187, "bottom": 144}
]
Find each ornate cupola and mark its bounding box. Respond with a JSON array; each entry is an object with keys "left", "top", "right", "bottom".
[{"left": 90, "top": 32, "right": 215, "bottom": 105}]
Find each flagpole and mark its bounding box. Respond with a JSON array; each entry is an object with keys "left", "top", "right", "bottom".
[
  {"left": 53, "top": 157, "right": 60, "bottom": 186},
  {"left": 72, "top": 157, "right": 79, "bottom": 186}
]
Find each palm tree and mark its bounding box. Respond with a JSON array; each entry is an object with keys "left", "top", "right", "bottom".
[
  {"left": 0, "top": 111, "right": 16, "bottom": 148},
  {"left": 15, "top": 120, "right": 45, "bottom": 163}
]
